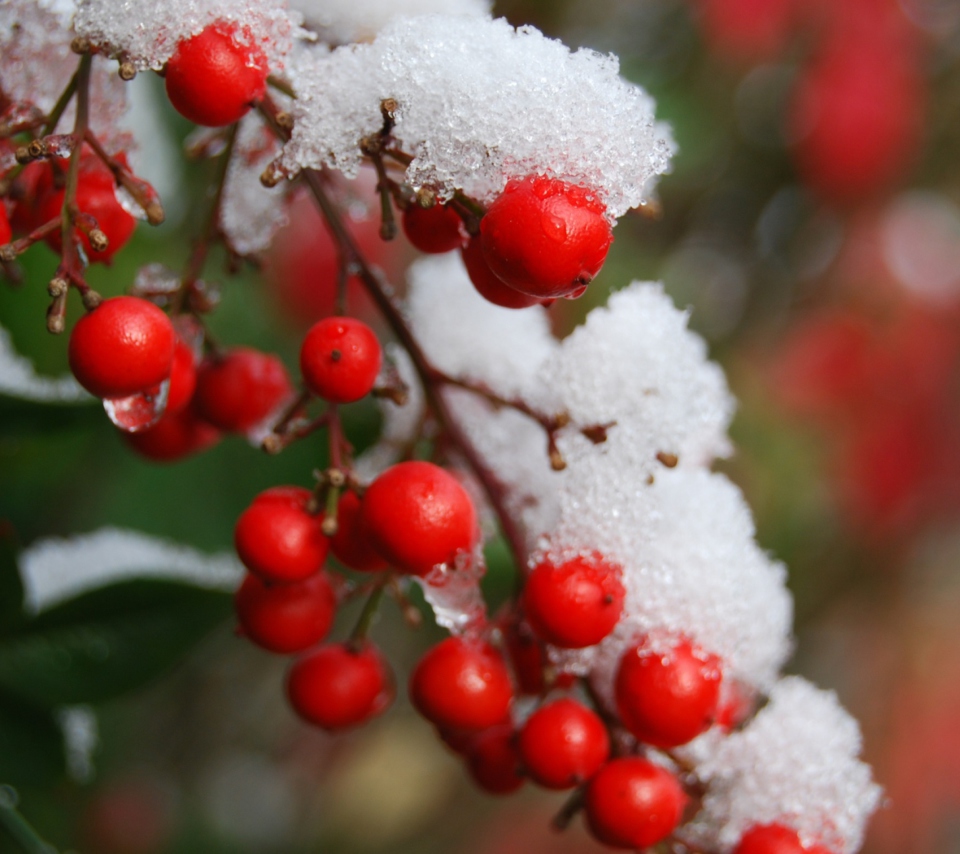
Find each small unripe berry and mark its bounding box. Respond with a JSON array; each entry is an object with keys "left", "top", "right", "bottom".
[
  {"left": 615, "top": 637, "right": 722, "bottom": 748},
  {"left": 299, "top": 316, "right": 382, "bottom": 404},
  {"left": 517, "top": 698, "right": 609, "bottom": 790},
  {"left": 402, "top": 202, "right": 464, "bottom": 254},
  {"left": 734, "top": 823, "right": 835, "bottom": 854},
  {"left": 235, "top": 571, "right": 337, "bottom": 654},
  {"left": 234, "top": 486, "right": 328, "bottom": 583},
  {"left": 410, "top": 636, "right": 513, "bottom": 731},
  {"left": 361, "top": 461, "right": 478, "bottom": 576},
  {"left": 287, "top": 642, "right": 393, "bottom": 730},
  {"left": 524, "top": 554, "right": 625, "bottom": 648},
  {"left": 329, "top": 491, "right": 389, "bottom": 572},
  {"left": 194, "top": 348, "right": 293, "bottom": 434},
  {"left": 68, "top": 296, "right": 176, "bottom": 399},
  {"left": 480, "top": 176, "right": 612, "bottom": 299},
  {"left": 461, "top": 235, "right": 544, "bottom": 309},
  {"left": 164, "top": 23, "right": 269, "bottom": 127},
  {"left": 584, "top": 758, "right": 686, "bottom": 849}
]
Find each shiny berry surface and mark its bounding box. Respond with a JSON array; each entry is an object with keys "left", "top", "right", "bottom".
[
  {"left": 517, "top": 698, "right": 609, "bottom": 790},
  {"left": 235, "top": 571, "right": 337, "bottom": 654},
  {"left": 164, "top": 23, "right": 268, "bottom": 127},
  {"left": 194, "top": 348, "right": 292, "bottom": 434},
  {"left": 479, "top": 176, "right": 612, "bottom": 299},
  {"left": 68, "top": 296, "right": 176, "bottom": 399},
  {"left": 524, "top": 555, "right": 625, "bottom": 649},
  {"left": 234, "top": 486, "right": 328, "bottom": 583},
  {"left": 402, "top": 202, "right": 464, "bottom": 254},
  {"left": 615, "top": 638, "right": 722, "bottom": 748},
  {"left": 361, "top": 461, "right": 477, "bottom": 576},
  {"left": 461, "top": 234, "right": 544, "bottom": 309},
  {"left": 584, "top": 757, "right": 686, "bottom": 850},
  {"left": 329, "top": 491, "right": 389, "bottom": 572},
  {"left": 410, "top": 637, "right": 513, "bottom": 731},
  {"left": 287, "top": 642, "right": 393, "bottom": 730},
  {"left": 299, "top": 316, "right": 382, "bottom": 404}
]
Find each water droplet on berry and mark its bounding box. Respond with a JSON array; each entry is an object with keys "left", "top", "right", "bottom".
[
  {"left": 116, "top": 185, "right": 148, "bottom": 221},
  {"left": 416, "top": 548, "right": 488, "bottom": 635},
  {"left": 103, "top": 379, "right": 170, "bottom": 432},
  {"left": 541, "top": 211, "right": 567, "bottom": 242}
]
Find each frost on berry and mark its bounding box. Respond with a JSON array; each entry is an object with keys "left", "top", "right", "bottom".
[
  {"left": 73, "top": 0, "right": 301, "bottom": 71},
  {"left": 681, "top": 677, "right": 883, "bottom": 854},
  {"left": 19, "top": 527, "right": 241, "bottom": 614},
  {"left": 283, "top": 15, "right": 672, "bottom": 217},
  {"left": 291, "top": 0, "right": 490, "bottom": 44}
]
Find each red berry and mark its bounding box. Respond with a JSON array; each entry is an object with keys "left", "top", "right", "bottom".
[
  {"left": 409, "top": 636, "right": 513, "bottom": 730},
  {"left": 584, "top": 758, "right": 686, "bottom": 850},
  {"left": 503, "top": 618, "right": 550, "bottom": 695},
  {"left": 734, "top": 824, "right": 834, "bottom": 854},
  {"left": 299, "top": 316, "right": 382, "bottom": 404},
  {"left": 164, "top": 23, "right": 268, "bottom": 127},
  {"left": 165, "top": 338, "right": 198, "bottom": 414},
  {"left": 234, "top": 486, "right": 329, "bottom": 583},
  {"left": 615, "top": 638, "right": 722, "bottom": 748},
  {"left": 466, "top": 725, "right": 525, "bottom": 795},
  {"left": 287, "top": 642, "right": 393, "bottom": 730},
  {"left": 402, "top": 202, "right": 464, "bottom": 254},
  {"left": 194, "top": 347, "right": 293, "bottom": 434},
  {"left": 479, "top": 176, "right": 613, "bottom": 299},
  {"left": 461, "top": 235, "right": 545, "bottom": 309},
  {"left": 38, "top": 155, "right": 137, "bottom": 262},
  {"left": 329, "top": 491, "right": 389, "bottom": 572},
  {"left": 68, "top": 296, "right": 176, "bottom": 399},
  {"left": 0, "top": 203, "right": 11, "bottom": 246},
  {"left": 235, "top": 571, "right": 337, "bottom": 654},
  {"left": 523, "top": 555, "right": 625, "bottom": 649},
  {"left": 123, "top": 407, "right": 220, "bottom": 462},
  {"left": 361, "top": 461, "right": 478, "bottom": 577},
  {"left": 517, "top": 698, "right": 609, "bottom": 790}
]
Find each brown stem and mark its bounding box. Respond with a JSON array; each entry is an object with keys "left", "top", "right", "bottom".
[{"left": 258, "top": 96, "right": 530, "bottom": 573}]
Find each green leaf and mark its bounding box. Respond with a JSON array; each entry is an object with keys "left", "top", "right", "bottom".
[
  {"left": 0, "top": 580, "right": 232, "bottom": 707},
  {"left": 0, "top": 525, "right": 24, "bottom": 637},
  {"left": 0, "top": 395, "right": 99, "bottom": 438},
  {"left": 0, "top": 693, "right": 64, "bottom": 786}
]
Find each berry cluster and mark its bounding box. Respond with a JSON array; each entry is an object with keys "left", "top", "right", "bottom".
[{"left": 0, "top": 3, "right": 881, "bottom": 853}]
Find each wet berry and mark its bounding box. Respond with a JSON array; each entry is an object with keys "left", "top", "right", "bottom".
[
  {"left": 584, "top": 758, "right": 686, "bottom": 849},
  {"left": 461, "top": 234, "right": 544, "bottom": 309},
  {"left": 299, "top": 316, "right": 381, "bottom": 404},
  {"left": 68, "top": 296, "right": 176, "bottom": 399},
  {"left": 410, "top": 636, "right": 513, "bottom": 731},
  {"left": 164, "top": 23, "right": 268, "bottom": 127},
  {"left": 480, "top": 176, "right": 612, "bottom": 299},
  {"left": 615, "top": 637, "right": 722, "bottom": 748},
  {"left": 235, "top": 571, "right": 337, "bottom": 654},
  {"left": 287, "top": 642, "right": 393, "bottom": 730},
  {"left": 517, "top": 698, "right": 609, "bottom": 790},
  {"left": 329, "top": 491, "right": 389, "bottom": 572},
  {"left": 234, "top": 486, "right": 328, "bottom": 583},
  {"left": 361, "top": 461, "right": 477, "bottom": 576},
  {"left": 402, "top": 201, "right": 464, "bottom": 254},
  {"left": 194, "top": 347, "right": 293, "bottom": 434},
  {"left": 524, "top": 554, "right": 625, "bottom": 649}
]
